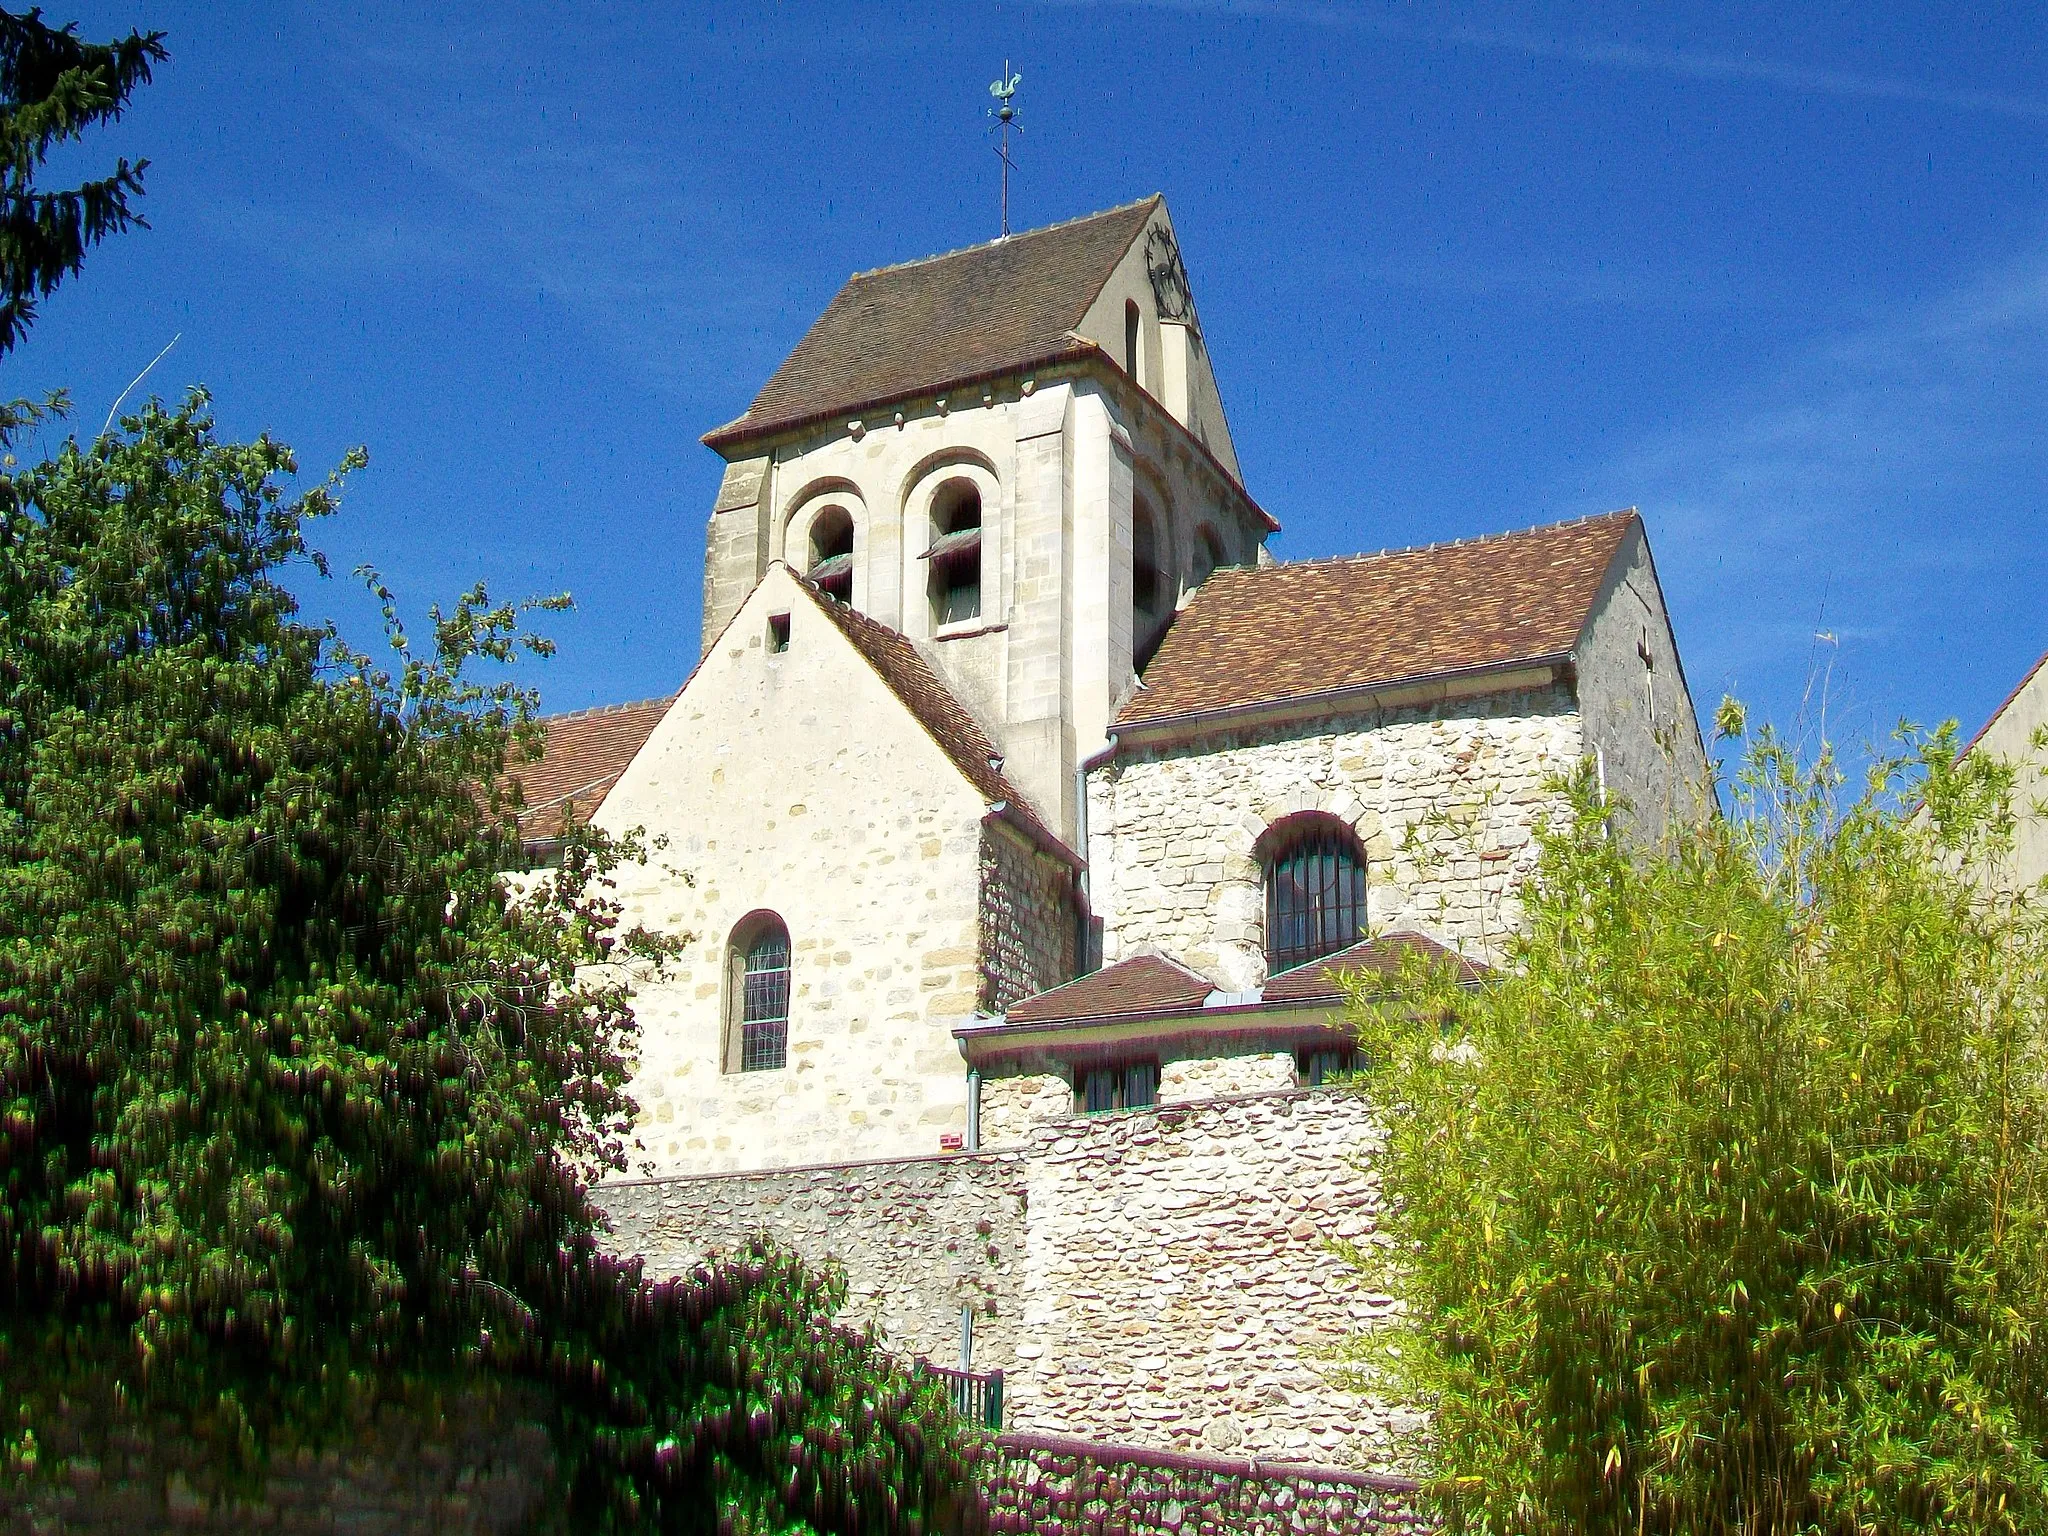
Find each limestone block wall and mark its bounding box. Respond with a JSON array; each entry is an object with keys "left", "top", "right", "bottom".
[
  {"left": 601, "top": 1089, "right": 1404, "bottom": 1472},
  {"left": 5, "top": 1388, "right": 555, "bottom": 1535},
  {"left": 977, "top": 822, "right": 1077, "bottom": 1013},
  {"left": 599, "top": 568, "right": 993, "bottom": 1175},
  {"left": 695, "top": 363, "right": 1269, "bottom": 845},
  {"left": 977, "top": 1048, "right": 1310, "bottom": 1151},
  {"left": 1575, "top": 520, "right": 1709, "bottom": 845},
  {"left": 1088, "top": 687, "right": 1582, "bottom": 988}
]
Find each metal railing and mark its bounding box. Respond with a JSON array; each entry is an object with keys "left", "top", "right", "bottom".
[{"left": 924, "top": 1364, "right": 1004, "bottom": 1429}]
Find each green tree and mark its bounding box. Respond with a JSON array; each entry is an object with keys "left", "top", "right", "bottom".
[
  {"left": 0, "top": 391, "right": 988, "bottom": 1532},
  {"left": 1341, "top": 717, "right": 2048, "bottom": 1534},
  {"left": 0, "top": 6, "right": 165, "bottom": 355}
]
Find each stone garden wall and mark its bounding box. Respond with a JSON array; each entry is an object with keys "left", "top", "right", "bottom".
[
  {"left": 990, "top": 1433, "right": 1427, "bottom": 1535},
  {"left": 601, "top": 1087, "right": 1407, "bottom": 1472},
  {"left": 3, "top": 1387, "right": 555, "bottom": 1535}
]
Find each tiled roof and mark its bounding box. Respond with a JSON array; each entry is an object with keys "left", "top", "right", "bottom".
[
  {"left": 704, "top": 198, "right": 1161, "bottom": 449},
  {"left": 1261, "top": 933, "right": 1486, "bottom": 1004},
  {"left": 1007, "top": 953, "right": 1216, "bottom": 1024},
  {"left": 508, "top": 694, "right": 676, "bottom": 838},
  {"left": 1120, "top": 510, "right": 1639, "bottom": 729},
  {"left": 801, "top": 580, "right": 1079, "bottom": 865}
]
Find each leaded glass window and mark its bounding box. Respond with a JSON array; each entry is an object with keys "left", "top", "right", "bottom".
[
  {"left": 1265, "top": 822, "right": 1366, "bottom": 975},
  {"left": 738, "top": 927, "right": 790, "bottom": 1072}
]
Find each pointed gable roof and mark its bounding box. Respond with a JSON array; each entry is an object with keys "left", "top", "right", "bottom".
[
  {"left": 796, "top": 578, "right": 1079, "bottom": 866},
  {"left": 704, "top": 197, "right": 1162, "bottom": 450},
  {"left": 1120, "top": 509, "right": 1639, "bottom": 731},
  {"left": 509, "top": 694, "right": 677, "bottom": 838},
  {"left": 1006, "top": 953, "right": 1216, "bottom": 1024}
]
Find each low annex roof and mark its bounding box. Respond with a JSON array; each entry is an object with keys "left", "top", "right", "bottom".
[
  {"left": 1261, "top": 932, "right": 1487, "bottom": 1004},
  {"left": 1005, "top": 953, "right": 1217, "bottom": 1025},
  {"left": 703, "top": 197, "right": 1162, "bottom": 450},
  {"left": 1120, "top": 509, "right": 1640, "bottom": 731},
  {"left": 797, "top": 579, "right": 1079, "bottom": 866},
  {"left": 509, "top": 694, "right": 676, "bottom": 838}
]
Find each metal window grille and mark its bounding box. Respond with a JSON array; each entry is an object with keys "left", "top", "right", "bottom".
[
  {"left": 739, "top": 932, "right": 790, "bottom": 1072},
  {"left": 1079, "top": 1059, "right": 1158, "bottom": 1114},
  {"left": 1301, "top": 1047, "right": 1354, "bottom": 1087},
  {"left": 1266, "top": 828, "right": 1366, "bottom": 974}
]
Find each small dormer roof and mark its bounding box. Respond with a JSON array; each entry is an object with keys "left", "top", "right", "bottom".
[{"left": 703, "top": 196, "right": 1163, "bottom": 451}]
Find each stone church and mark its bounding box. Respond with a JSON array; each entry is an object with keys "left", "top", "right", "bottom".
[{"left": 515, "top": 195, "right": 1707, "bottom": 1480}]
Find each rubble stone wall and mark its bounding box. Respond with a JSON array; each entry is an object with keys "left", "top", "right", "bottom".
[
  {"left": 1087, "top": 685, "right": 1581, "bottom": 989},
  {"left": 978, "top": 822, "right": 1077, "bottom": 1013},
  {"left": 602, "top": 1089, "right": 1406, "bottom": 1472},
  {"left": 991, "top": 1433, "right": 1428, "bottom": 1535}
]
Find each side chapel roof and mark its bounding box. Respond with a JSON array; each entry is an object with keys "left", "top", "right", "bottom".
[
  {"left": 1005, "top": 953, "right": 1218, "bottom": 1025},
  {"left": 1120, "top": 509, "right": 1640, "bottom": 730},
  {"left": 703, "top": 197, "right": 1163, "bottom": 450},
  {"left": 508, "top": 694, "right": 676, "bottom": 839}
]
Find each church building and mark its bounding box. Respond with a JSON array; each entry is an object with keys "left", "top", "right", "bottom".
[{"left": 519, "top": 195, "right": 1707, "bottom": 1476}]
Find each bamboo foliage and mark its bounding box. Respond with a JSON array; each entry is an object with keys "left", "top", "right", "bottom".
[{"left": 1341, "top": 711, "right": 2048, "bottom": 1535}]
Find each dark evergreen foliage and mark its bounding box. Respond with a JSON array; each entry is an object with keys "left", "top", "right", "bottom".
[{"left": 0, "top": 6, "right": 164, "bottom": 355}]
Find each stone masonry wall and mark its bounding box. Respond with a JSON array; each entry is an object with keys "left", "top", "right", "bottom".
[
  {"left": 598, "top": 565, "right": 993, "bottom": 1174},
  {"left": 991, "top": 1434, "right": 1427, "bottom": 1536},
  {"left": 5, "top": 1388, "right": 555, "bottom": 1535},
  {"left": 978, "top": 823, "right": 1076, "bottom": 1013},
  {"left": 602, "top": 1150, "right": 1032, "bottom": 1370},
  {"left": 1088, "top": 687, "right": 1581, "bottom": 989},
  {"left": 601, "top": 1089, "right": 1405, "bottom": 1472}
]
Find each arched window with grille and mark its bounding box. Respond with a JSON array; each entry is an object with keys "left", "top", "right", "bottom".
[
  {"left": 725, "top": 912, "right": 791, "bottom": 1073},
  {"left": 1261, "top": 816, "right": 1367, "bottom": 976}
]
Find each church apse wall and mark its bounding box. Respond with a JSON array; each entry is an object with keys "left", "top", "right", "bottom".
[{"left": 1088, "top": 684, "right": 1583, "bottom": 988}]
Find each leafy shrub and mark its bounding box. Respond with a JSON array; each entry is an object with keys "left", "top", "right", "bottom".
[{"left": 0, "top": 392, "right": 988, "bottom": 1532}]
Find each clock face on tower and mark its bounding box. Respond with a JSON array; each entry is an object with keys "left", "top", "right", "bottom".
[{"left": 1144, "top": 224, "right": 1200, "bottom": 338}]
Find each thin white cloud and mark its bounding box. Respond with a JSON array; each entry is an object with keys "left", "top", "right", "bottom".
[
  {"left": 1034, "top": 0, "right": 2048, "bottom": 122},
  {"left": 1586, "top": 238, "right": 2048, "bottom": 738}
]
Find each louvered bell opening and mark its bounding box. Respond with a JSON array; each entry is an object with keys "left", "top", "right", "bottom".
[
  {"left": 920, "top": 527, "right": 983, "bottom": 564},
  {"left": 807, "top": 551, "right": 853, "bottom": 605}
]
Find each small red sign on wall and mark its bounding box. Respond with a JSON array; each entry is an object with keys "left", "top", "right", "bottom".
[{"left": 939, "top": 1133, "right": 964, "bottom": 1151}]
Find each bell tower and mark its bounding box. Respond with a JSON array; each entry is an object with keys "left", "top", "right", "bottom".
[{"left": 694, "top": 197, "right": 1274, "bottom": 843}]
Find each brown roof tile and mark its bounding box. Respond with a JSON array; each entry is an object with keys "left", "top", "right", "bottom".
[
  {"left": 1007, "top": 953, "right": 1215, "bottom": 1024},
  {"left": 1120, "top": 510, "right": 1639, "bottom": 729},
  {"left": 800, "top": 580, "right": 1079, "bottom": 865},
  {"left": 507, "top": 695, "right": 675, "bottom": 839},
  {"left": 704, "top": 198, "right": 1161, "bottom": 449},
  {"left": 1261, "top": 933, "right": 1487, "bottom": 1004}
]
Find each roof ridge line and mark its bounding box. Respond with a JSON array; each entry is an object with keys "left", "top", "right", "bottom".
[
  {"left": 535, "top": 692, "right": 678, "bottom": 725},
  {"left": 1263, "top": 507, "right": 1638, "bottom": 571},
  {"left": 842, "top": 194, "right": 1162, "bottom": 283}
]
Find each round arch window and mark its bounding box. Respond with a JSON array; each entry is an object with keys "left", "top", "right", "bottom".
[{"left": 1261, "top": 816, "right": 1367, "bottom": 976}]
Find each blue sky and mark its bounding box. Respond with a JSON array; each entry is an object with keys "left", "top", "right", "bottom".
[{"left": 12, "top": 1, "right": 2048, "bottom": 757}]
